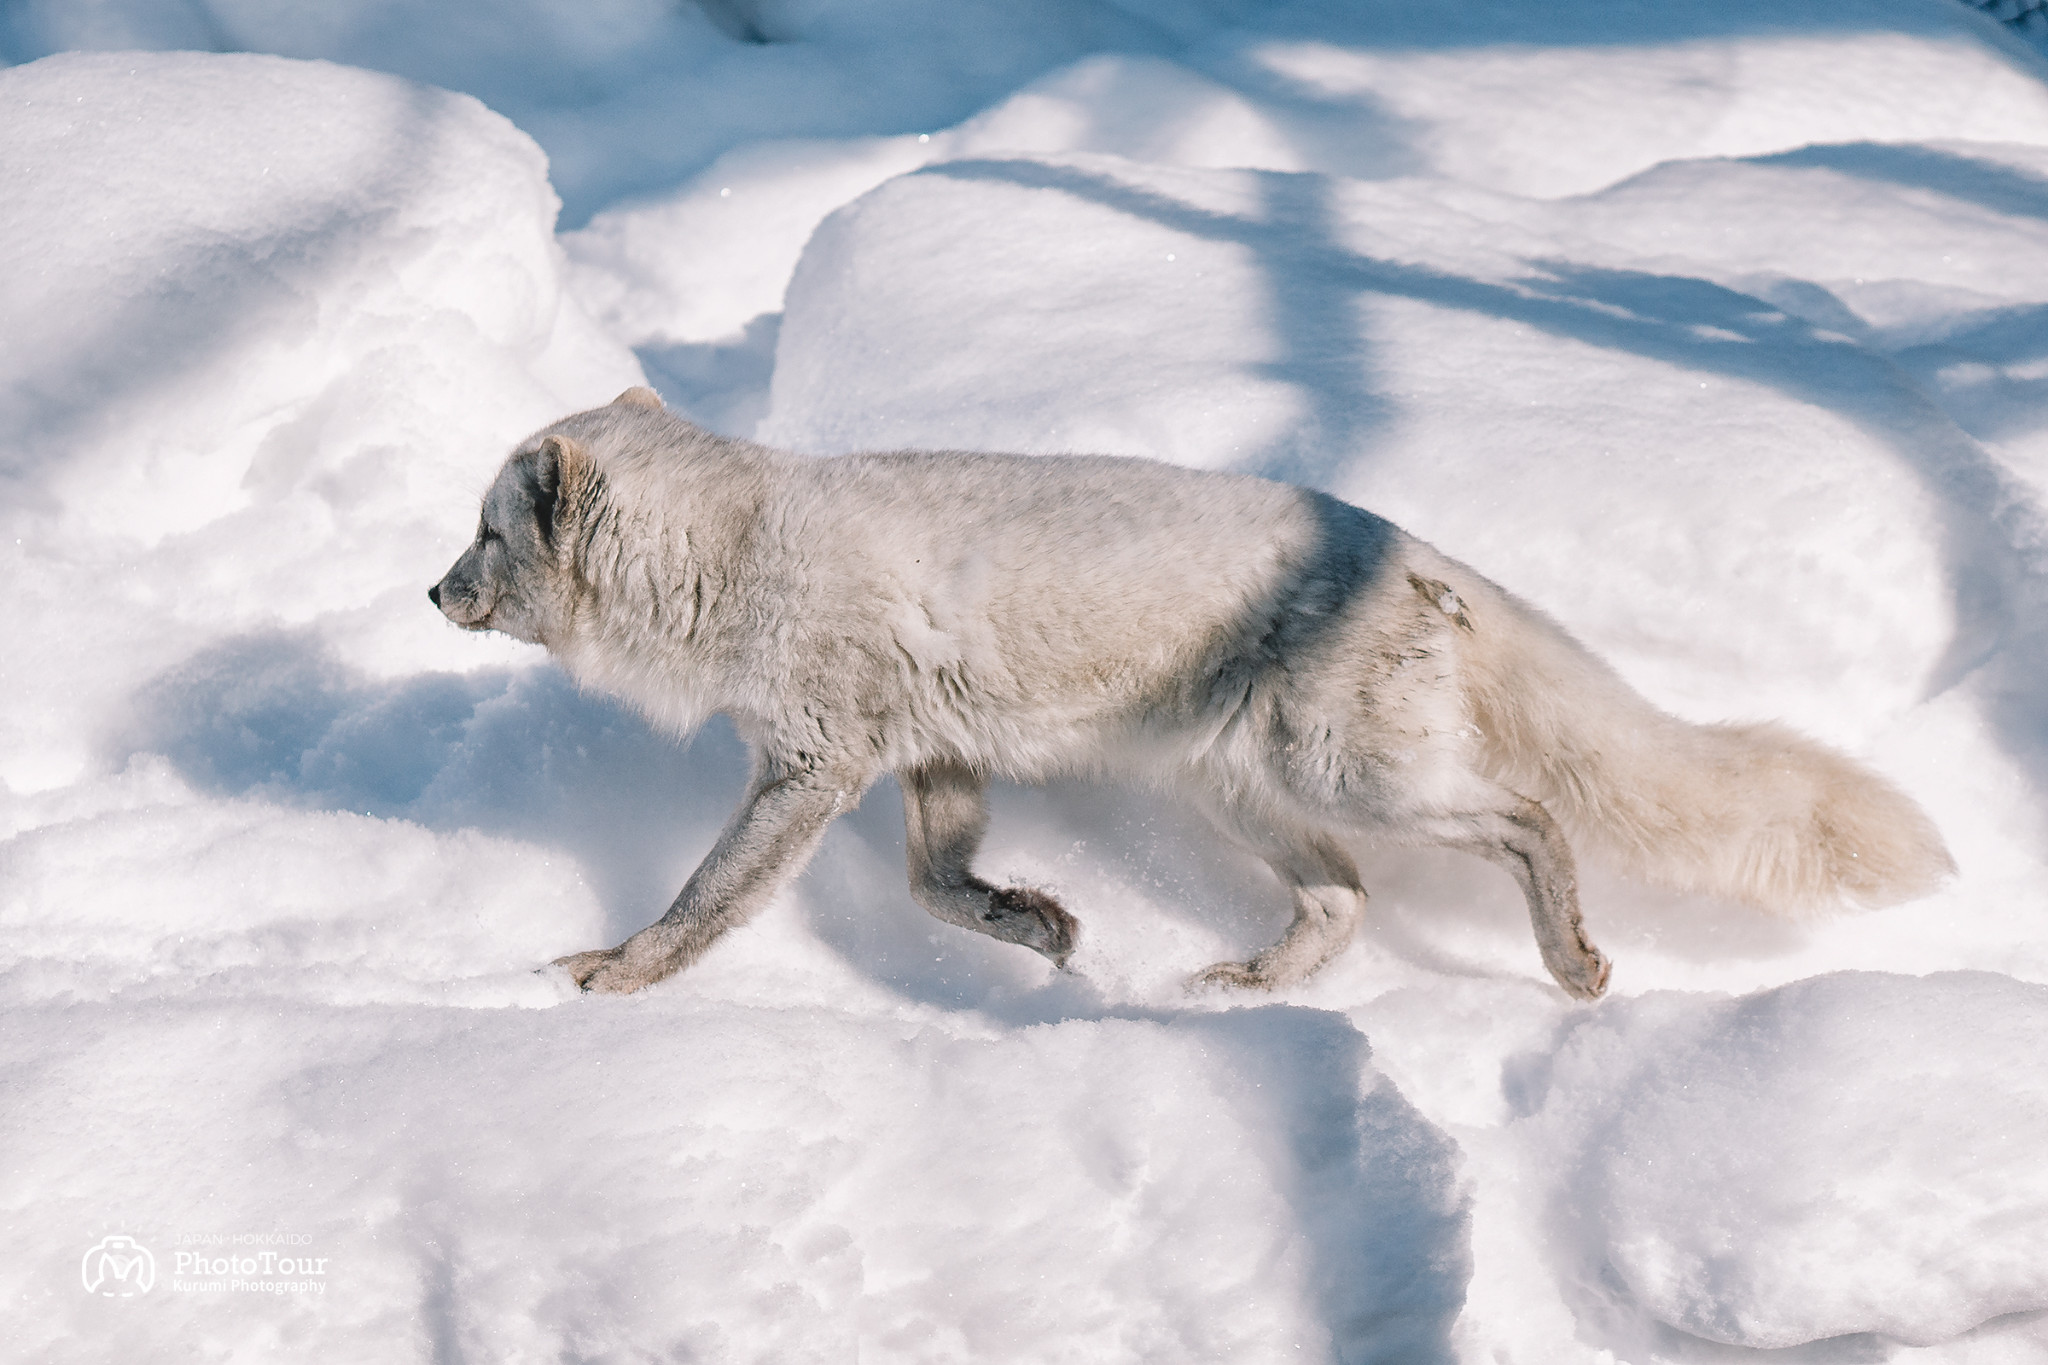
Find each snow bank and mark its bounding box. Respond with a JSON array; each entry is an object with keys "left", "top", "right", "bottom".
[
  {"left": 1237, "top": 23, "right": 2048, "bottom": 199},
  {"left": 0, "top": 756, "right": 600, "bottom": 1008},
  {"left": 564, "top": 0, "right": 2048, "bottom": 408},
  {"left": 0, "top": 52, "right": 639, "bottom": 794},
  {"left": 9, "top": 995, "right": 1468, "bottom": 1363},
  {"left": 0, "top": 0, "right": 1164, "bottom": 223},
  {"left": 1522, "top": 971, "right": 2048, "bottom": 1349},
  {"left": 562, "top": 53, "right": 1361, "bottom": 357},
  {"left": 0, "top": 52, "right": 649, "bottom": 1022}
]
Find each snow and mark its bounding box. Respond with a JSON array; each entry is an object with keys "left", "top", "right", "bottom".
[
  {"left": 13, "top": 995, "right": 1468, "bottom": 1361},
  {"left": 1445, "top": 970, "right": 2048, "bottom": 1358},
  {"left": 6, "top": 3, "right": 2048, "bottom": 1361},
  {"left": 1533, "top": 972, "right": 2048, "bottom": 1351}
]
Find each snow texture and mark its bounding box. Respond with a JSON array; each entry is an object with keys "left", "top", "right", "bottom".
[
  {"left": 1530, "top": 972, "right": 2048, "bottom": 1351},
  {"left": 6, "top": 3, "right": 2048, "bottom": 1361}
]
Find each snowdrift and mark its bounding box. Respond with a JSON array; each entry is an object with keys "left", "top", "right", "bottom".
[{"left": 1533, "top": 971, "right": 2048, "bottom": 1351}]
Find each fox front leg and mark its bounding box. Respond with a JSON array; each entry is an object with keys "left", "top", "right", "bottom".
[{"left": 555, "top": 763, "right": 867, "bottom": 994}]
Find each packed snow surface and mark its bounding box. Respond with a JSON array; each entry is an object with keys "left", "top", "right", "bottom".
[{"left": 6, "top": 3, "right": 2048, "bottom": 1361}]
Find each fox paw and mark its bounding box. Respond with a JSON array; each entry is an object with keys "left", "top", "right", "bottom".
[
  {"left": 987, "top": 885, "right": 1080, "bottom": 968},
  {"left": 1548, "top": 942, "right": 1611, "bottom": 1001},
  {"left": 1187, "top": 959, "right": 1275, "bottom": 993},
  {"left": 551, "top": 946, "right": 660, "bottom": 995}
]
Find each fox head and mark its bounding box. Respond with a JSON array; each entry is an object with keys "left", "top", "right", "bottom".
[{"left": 428, "top": 386, "right": 657, "bottom": 644}]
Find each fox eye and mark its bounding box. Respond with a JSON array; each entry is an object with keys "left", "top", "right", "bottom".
[{"left": 478, "top": 522, "right": 502, "bottom": 545}]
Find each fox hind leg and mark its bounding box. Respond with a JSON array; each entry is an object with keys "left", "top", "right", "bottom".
[
  {"left": 1426, "top": 793, "right": 1609, "bottom": 1000},
  {"left": 900, "top": 762, "right": 1079, "bottom": 967},
  {"left": 1185, "top": 783, "right": 1608, "bottom": 999},
  {"left": 1191, "top": 814, "right": 1368, "bottom": 992}
]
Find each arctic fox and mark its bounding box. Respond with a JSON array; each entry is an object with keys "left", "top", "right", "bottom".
[{"left": 429, "top": 388, "right": 1953, "bottom": 999}]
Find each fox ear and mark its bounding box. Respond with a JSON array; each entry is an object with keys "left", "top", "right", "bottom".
[
  {"left": 534, "top": 434, "right": 585, "bottom": 493},
  {"left": 612, "top": 386, "right": 663, "bottom": 411},
  {"left": 531, "top": 434, "right": 589, "bottom": 539}
]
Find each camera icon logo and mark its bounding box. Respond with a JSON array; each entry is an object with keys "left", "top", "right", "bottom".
[{"left": 81, "top": 1235, "right": 155, "bottom": 1297}]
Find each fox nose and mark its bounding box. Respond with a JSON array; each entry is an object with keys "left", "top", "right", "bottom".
[{"left": 428, "top": 582, "right": 442, "bottom": 608}]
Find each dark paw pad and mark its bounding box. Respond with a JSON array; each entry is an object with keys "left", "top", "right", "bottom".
[
  {"left": 988, "top": 885, "right": 1080, "bottom": 967},
  {"left": 1188, "top": 959, "right": 1271, "bottom": 992}
]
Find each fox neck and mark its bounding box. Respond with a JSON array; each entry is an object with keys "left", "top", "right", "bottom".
[{"left": 555, "top": 500, "right": 736, "bottom": 737}]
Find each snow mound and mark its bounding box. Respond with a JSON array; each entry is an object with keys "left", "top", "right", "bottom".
[
  {"left": 559, "top": 1, "right": 2048, "bottom": 392},
  {"left": 7, "top": 999, "right": 1468, "bottom": 1363},
  {"left": 0, "top": 0, "right": 1164, "bottom": 223},
  {"left": 562, "top": 50, "right": 1369, "bottom": 361},
  {"left": 0, "top": 52, "right": 648, "bottom": 1011},
  {"left": 1528, "top": 971, "right": 2048, "bottom": 1348},
  {"left": 0, "top": 51, "right": 641, "bottom": 792},
  {"left": 1239, "top": 22, "right": 2048, "bottom": 199}
]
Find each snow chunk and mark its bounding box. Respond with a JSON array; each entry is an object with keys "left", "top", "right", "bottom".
[{"left": 1535, "top": 971, "right": 2048, "bottom": 1348}]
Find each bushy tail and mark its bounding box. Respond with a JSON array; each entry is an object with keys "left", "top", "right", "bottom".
[{"left": 1451, "top": 571, "right": 1954, "bottom": 913}]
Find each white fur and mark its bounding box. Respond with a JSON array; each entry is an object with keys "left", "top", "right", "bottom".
[{"left": 430, "top": 389, "right": 1955, "bottom": 999}]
